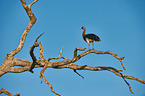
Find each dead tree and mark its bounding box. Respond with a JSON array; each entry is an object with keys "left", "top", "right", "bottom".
[{"left": 0, "top": 0, "right": 145, "bottom": 96}]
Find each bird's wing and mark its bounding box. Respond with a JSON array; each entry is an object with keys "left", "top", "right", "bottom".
[{"left": 86, "top": 34, "right": 101, "bottom": 41}]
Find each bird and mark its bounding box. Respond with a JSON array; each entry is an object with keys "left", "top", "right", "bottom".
[{"left": 81, "top": 26, "right": 101, "bottom": 50}]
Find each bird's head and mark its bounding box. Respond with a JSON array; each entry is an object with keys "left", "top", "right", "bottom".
[{"left": 81, "top": 26, "right": 85, "bottom": 30}]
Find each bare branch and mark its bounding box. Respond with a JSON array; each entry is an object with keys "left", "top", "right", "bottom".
[
  {"left": 35, "top": 33, "right": 44, "bottom": 42},
  {"left": 72, "top": 47, "right": 86, "bottom": 61},
  {"left": 121, "top": 75, "right": 134, "bottom": 94},
  {"left": 39, "top": 61, "right": 61, "bottom": 95},
  {"left": 48, "top": 44, "right": 67, "bottom": 61},
  {"left": 72, "top": 49, "right": 126, "bottom": 70},
  {"left": 8, "top": 0, "right": 37, "bottom": 57},
  {"left": 38, "top": 42, "right": 45, "bottom": 61},
  {"left": 29, "top": 0, "right": 38, "bottom": 7},
  {"left": 31, "top": 43, "right": 144, "bottom": 94},
  {"left": 29, "top": 33, "right": 44, "bottom": 72},
  {"left": 0, "top": 88, "right": 20, "bottom": 96},
  {"left": 28, "top": 38, "right": 62, "bottom": 96},
  {"left": 58, "top": 44, "right": 65, "bottom": 57},
  {"left": 74, "top": 69, "right": 84, "bottom": 79},
  {"left": 40, "top": 73, "right": 62, "bottom": 96}
]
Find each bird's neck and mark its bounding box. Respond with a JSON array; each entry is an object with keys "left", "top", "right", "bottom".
[{"left": 82, "top": 29, "right": 86, "bottom": 37}]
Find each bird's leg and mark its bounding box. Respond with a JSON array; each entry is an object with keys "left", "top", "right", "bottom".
[
  {"left": 86, "top": 39, "right": 90, "bottom": 50},
  {"left": 92, "top": 42, "right": 94, "bottom": 50},
  {"left": 88, "top": 43, "right": 90, "bottom": 50}
]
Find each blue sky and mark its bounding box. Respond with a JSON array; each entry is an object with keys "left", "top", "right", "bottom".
[{"left": 0, "top": 0, "right": 145, "bottom": 96}]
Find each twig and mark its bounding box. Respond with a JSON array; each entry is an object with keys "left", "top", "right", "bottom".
[
  {"left": 40, "top": 73, "right": 62, "bottom": 96},
  {"left": 48, "top": 44, "right": 67, "bottom": 61},
  {"left": 0, "top": 88, "right": 20, "bottom": 96},
  {"left": 74, "top": 69, "right": 84, "bottom": 79},
  {"left": 29, "top": 0, "right": 38, "bottom": 7},
  {"left": 58, "top": 44, "right": 65, "bottom": 57},
  {"left": 35, "top": 33, "right": 44, "bottom": 42},
  {"left": 120, "top": 73, "right": 134, "bottom": 94}
]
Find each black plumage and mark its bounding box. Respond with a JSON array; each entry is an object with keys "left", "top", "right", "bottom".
[{"left": 83, "top": 34, "right": 100, "bottom": 42}]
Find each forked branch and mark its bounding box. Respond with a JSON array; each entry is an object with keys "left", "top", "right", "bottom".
[
  {"left": 28, "top": 33, "right": 145, "bottom": 95},
  {"left": 8, "top": 0, "right": 37, "bottom": 57},
  {"left": 29, "top": 33, "right": 44, "bottom": 72},
  {"left": 29, "top": 33, "right": 62, "bottom": 96},
  {"left": 72, "top": 48, "right": 126, "bottom": 70}
]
